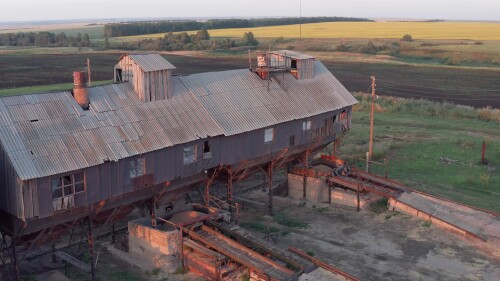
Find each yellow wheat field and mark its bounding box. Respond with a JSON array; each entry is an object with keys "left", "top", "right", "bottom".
[{"left": 206, "top": 22, "right": 500, "bottom": 40}]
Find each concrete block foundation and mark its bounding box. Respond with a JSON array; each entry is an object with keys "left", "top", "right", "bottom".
[{"left": 128, "top": 218, "right": 180, "bottom": 273}]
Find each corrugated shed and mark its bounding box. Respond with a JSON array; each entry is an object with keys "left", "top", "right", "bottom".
[{"left": 128, "top": 54, "right": 176, "bottom": 72}]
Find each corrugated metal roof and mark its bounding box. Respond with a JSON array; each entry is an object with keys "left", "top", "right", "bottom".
[
  {"left": 0, "top": 82, "right": 222, "bottom": 180},
  {"left": 128, "top": 54, "right": 176, "bottom": 72},
  {"left": 271, "top": 50, "right": 315, "bottom": 60},
  {"left": 0, "top": 53, "right": 356, "bottom": 181},
  {"left": 179, "top": 61, "right": 357, "bottom": 136}
]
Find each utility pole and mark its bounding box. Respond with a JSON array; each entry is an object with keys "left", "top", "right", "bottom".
[
  {"left": 368, "top": 76, "right": 376, "bottom": 172},
  {"left": 86, "top": 58, "right": 91, "bottom": 87}
]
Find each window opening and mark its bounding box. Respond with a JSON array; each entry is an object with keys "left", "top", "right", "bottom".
[
  {"left": 203, "top": 141, "right": 212, "bottom": 159},
  {"left": 183, "top": 145, "right": 198, "bottom": 164},
  {"left": 302, "top": 120, "right": 312, "bottom": 131},
  {"left": 129, "top": 157, "right": 145, "bottom": 179},
  {"left": 264, "top": 128, "right": 274, "bottom": 143},
  {"left": 51, "top": 172, "right": 84, "bottom": 211}
]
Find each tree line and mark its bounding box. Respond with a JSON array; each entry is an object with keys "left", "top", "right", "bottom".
[
  {"left": 0, "top": 32, "right": 91, "bottom": 47},
  {"left": 119, "top": 30, "right": 258, "bottom": 51},
  {"left": 104, "top": 17, "right": 373, "bottom": 37}
]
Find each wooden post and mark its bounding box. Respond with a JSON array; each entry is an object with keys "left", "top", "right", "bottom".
[
  {"left": 227, "top": 166, "right": 234, "bottom": 221},
  {"left": 268, "top": 162, "right": 274, "bottom": 216},
  {"left": 86, "top": 58, "right": 91, "bottom": 87},
  {"left": 87, "top": 214, "right": 96, "bottom": 281},
  {"left": 481, "top": 140, "right": 488, "bottom": 164},
  {"left": 368, "top": 76, "right": 376, "bottom": 172}
]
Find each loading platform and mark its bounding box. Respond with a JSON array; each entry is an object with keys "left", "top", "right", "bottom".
[
  {"left": 187, "top": 225, "right": 296, "bottom": 281},
  {"left": 323, "top": 159, "right": 499, "bottom": 256}
]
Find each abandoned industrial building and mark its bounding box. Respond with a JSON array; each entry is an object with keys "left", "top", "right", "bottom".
[
  {"left": 1, "top": 50, "right": 499, "bottom": 281},
  {"left": 0, "top": 51, "right": 358, "bottom": 280}
]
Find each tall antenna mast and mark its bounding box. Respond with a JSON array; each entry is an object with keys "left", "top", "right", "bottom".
[
  {"left": 299, "top": 0, "right": 302, "bottom": 39},
  {"left": 86, "top": 58, "right": 91, "bottom": 87}
]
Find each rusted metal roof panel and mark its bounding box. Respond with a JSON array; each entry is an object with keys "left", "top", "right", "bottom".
[
  {"left": 128, "top": 54, "right": 176, "bottom": 72},
  {"left": 0, "top": 82, "right": 223, "bottom": 180},
  {"left": 271, "top": 50, "right": 315, "bottom": 60},
  {"left": 0, "top": 54, "right": 355, "bottom": 180},
  {"left": 179, "top": 61, "right": 356, "bottom": 136}
]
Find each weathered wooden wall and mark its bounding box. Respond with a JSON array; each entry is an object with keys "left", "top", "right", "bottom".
[
  {"left": 115, "top": 56, "right": 172, "bottom": 102},
  {"left": 21, "top": 107, "right": 351, "bottom": 225}
]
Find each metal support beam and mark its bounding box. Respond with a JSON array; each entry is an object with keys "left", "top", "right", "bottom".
[
  {"left": 87, "top": 214, "right": 96, "bottom": 281},
  {"left": 268, "top": 162, "right": 274, "bottom": 216},
  {"left": 0, "top": 230, "right": 20, "bottom": 281},
  {"left": 227, "top": 166, "right": 234, "bottom": 221}
]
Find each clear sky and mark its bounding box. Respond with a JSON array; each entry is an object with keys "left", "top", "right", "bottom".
[{"left": 1, "top": 0, "right": 499, "bottom": 22}]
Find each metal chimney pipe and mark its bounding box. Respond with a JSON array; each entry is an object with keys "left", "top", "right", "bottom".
[{"left": 73, "top": 71, "right": 89, "bottom": 110}]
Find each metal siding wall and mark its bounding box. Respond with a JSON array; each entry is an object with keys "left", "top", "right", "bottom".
[
  {"left": 99, "top": 163, "right": 112, "bottom": 200},
  {"left": 84, "top": 166, "right": 100, "bottom": 204},
  {"left": 74, "top": 190, "right": 87, "bottom": 207},
  {"left": 36, "top": 177, "right": 53, "bottom": 218},
  {"left": 174, "top": 140, "right": 203, "bottom": 179},
  {"left": 0, "top": 142, "right": 23, "bottom": 218},
  {"left": 226, "top": 136, "right": 237, "bottom": 165},
  {"left": 110, "top": 160, "right": 121, "bottom": 197},
  {"left": 165, "top": 147, "right": 175, "bottom": 180},
  {"left": 217, "top": 136, "right": 228, "bottom": 164},
  {"left": 154, "top": 149, "right": 167, "bottom": 183},
  {"left": 120, "top": 160, "right": 132, "bottom": 194},
  {"left": 200, "top": 137, "right": 219, "bottom": 171}
]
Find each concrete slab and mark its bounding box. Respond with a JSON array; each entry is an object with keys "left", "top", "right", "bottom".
[{"left": 390, "top": 192, "right": 500, "bottom": 258}]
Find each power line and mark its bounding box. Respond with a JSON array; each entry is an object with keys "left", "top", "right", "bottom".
[
  {"left": 380, "top": 89, "right": 500, "bottom": 102},
  {"left": 378, "top": 79, "right": 500, "bottom": 92},
  {"left": 378, "top": 84, "right": 499, "bottom": 97}
]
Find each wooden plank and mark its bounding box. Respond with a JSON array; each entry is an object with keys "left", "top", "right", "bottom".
[
  {"left": 183, "top": 238, "right": 225, "bottom": 260},
  {"left": 55, "top": 251, "right": 91, "bottom": 273},
  {"left": 288, "top": 247, "right": 359, "bottom": 281},
  {"left": 201, "top": 226, "right": 295, "bottom": 276}
]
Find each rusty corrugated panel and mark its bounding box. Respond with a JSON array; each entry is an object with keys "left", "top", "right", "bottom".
[
  {"left": 128, "top": 54, "right": 176, "bottom": 72},
  {"left": 271, "top": 50, "right": 315, "bottom": 60},
  {"left": 179, "top": 61, "right": 356, "bottom": 136},
  {"left": 0, "top": 55, "right": 354, "bottom": 180}
]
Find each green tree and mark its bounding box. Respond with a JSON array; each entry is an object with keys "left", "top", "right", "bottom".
[
  {"left": 82, "top": 33, "right": 91, "bottom": 47},
  {"left": 196, "top": 28, "right": 210, "bottom": 41},
  {"left": 243, "top": 31, "right": 258, "bottom": 46},
  {"left": 401, "top": 34, "right": 413, "bottom": 42}
]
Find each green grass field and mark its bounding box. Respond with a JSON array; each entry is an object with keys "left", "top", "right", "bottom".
[{"left": 340, "top": 94, "right": 500, "bottom": 212}]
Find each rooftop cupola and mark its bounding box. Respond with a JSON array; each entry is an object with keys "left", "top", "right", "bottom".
[{"left": 114, "top": 54, "right": 176, "bottom": 102}]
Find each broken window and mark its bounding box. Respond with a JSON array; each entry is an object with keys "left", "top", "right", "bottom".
[
  {"left": 302, "top": 120, "right": 312, "bottom": 131},
  {"left": 203, "top": 141, "right": 212, "bottom": 159},
  {"left": 339, "top": 110, "right": 348, "bottom": 121},
  {"left": 129, "top": 157, "right": 145, "bottom": 179},
  {"left": 203, "top": 141, "right": 210, "bottom": 153},
  {"left": 116, "top": 68, "right": 123, "bottom": 82},
  {"left": 51, "top": 172, "right": 84, "bottom": 212},
  {"left": 183, "top": 145, "right": 198, "bottom": 164},
  {"left": 264, "top": 128, "right": 274, "bottom": 143}
]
